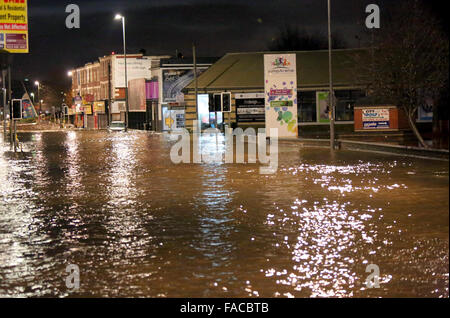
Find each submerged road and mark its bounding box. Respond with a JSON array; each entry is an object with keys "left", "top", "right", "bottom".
[{"left": 0, "top": 131, "right": 448, "bottom": 297}]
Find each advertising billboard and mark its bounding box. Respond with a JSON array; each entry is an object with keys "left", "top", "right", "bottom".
[
  {"left": 113, "top": 56, "right": 152, "bottom": 88},
  {"left": 362, "top": 108, "right": 390, "bottom": 129},
  {"left": 162, "top": 68, "right": 206, "bottom": 103},
  {"left": 264, "top": 54, "right": 298, "bottom": 137},
  {"left": 146, "top": 81, "right": 158, "bottom": 100},
  {"left": 20, "top": 93, "right": 36, "bottom": 118},
  {"left": 163, "top": 108, "right": 185, "bottom": 131},
  {"left": 128, "top": 78, "right": 146, "bottom": 111},
  {"left": 93, "top": 101, "right": 105, "bottom": 113},
  {"left": 0, "top": 0, "right": 28, "bottom": 53}
]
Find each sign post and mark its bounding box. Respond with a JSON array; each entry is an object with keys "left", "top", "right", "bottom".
[
  {"left": 1, "top": 0, "right": 28, "bottom": 148},
  {"left": 11, "top": 99, "right": 22, "bottom": 152},
  {"left": 264, "top": 54, "right": 298, "bottom": 138}
]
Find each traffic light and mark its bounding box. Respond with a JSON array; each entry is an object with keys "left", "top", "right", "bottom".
[
  {"left": 222, "top": 92, "right": 231, "bottom": 112},
  {"left": 214, "top": 93, "right": 222, "bottom": 112},
  {"left": 208, "top": 94, "right": 215, "bottom": 112},
  {"left": 12, "top": 99, "right": 22, "bottom": 120}
]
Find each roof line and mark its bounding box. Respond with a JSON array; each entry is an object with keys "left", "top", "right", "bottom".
[
  {"left": 222, "top": 47, "right": 370, "bottom": 56},
  {"left": 203, "top": 59, "right": 240, "bottom": 89}
]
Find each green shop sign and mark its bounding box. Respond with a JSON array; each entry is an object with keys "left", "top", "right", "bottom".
[{"left": 270, "top": 100, "right": 293, "bottom": 107}]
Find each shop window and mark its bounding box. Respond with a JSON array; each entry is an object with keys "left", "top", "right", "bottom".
[
  {"left": 335, "top": 90, "right": 366, "bottom": 121},
  {"left": 298, "top": 91, "right": 316, "bottom": 123}
]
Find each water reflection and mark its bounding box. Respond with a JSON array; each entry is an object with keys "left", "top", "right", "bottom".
[{"left": 0, "top": 131, "right": 448, "bottom": 297}]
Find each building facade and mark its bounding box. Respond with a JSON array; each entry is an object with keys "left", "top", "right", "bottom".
[
  {"left": 70, "top": 53, "right": 170, "bottom": 129},
  {"left": 182, "top": 49, "right": 369, "bottom": 136}
]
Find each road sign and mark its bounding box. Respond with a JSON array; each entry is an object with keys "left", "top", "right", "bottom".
[{"left": 0, "top": 0, "right": 29, "bottom": 53}]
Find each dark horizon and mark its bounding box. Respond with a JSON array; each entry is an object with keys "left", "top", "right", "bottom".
[{"left": 10, "top": 0, "right": 448, "bottom": 91}]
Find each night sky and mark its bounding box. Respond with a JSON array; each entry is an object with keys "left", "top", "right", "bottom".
[{"left": 11, "top": 0, "right": 447, "bottom": 89}]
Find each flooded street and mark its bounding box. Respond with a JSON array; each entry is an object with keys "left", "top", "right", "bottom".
[{"left": 0, "top": 131, "right": 448, "bottom": 298}]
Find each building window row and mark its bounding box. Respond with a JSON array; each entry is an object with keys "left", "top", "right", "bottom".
[{"left": 298, "top": 89, "right": 366, "bottom": 123}]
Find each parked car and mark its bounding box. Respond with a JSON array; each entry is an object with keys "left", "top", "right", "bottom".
[{"left": 108, "top": 121, "right": 126, "bottom": 132}]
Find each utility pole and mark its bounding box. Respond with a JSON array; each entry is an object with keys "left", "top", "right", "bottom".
[
  {"left": 108, "top": 62, "right": 112, "bottom": 126},
  {"left": 193, "top": 43, "right": 199, "bottom": 132},
  {"left": 2, "top": 70, "right": 6, "bottom": 139},
  {"left": 327, "top": 0, "right": 335, "bottom": 150},
  {"left": 8, "top": 65, "right": 12, "bottom": 146},
  {"left": 123, "top": 18, "right": 129, "bottom": 132}
]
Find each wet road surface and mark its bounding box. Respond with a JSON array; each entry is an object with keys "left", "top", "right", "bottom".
[{"left": 0, "top": 131, "right": 448, "bottom": 297}]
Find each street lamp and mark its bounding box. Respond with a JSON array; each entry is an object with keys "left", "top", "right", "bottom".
[
  {"left": 327, "top": 0, "right": 335, "bottom": 150},
  {"left": 35, "top": 81, "right": 41, "bottom": 113},
  {"left": 115, "top": 13, "right": 129, "bottom": 131},
  {"left": 30, "top": 92, "right": 35, "bottom": 103}
]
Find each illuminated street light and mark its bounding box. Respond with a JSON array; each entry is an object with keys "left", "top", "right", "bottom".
[
  {"left": 114, "top": 13, "right": 129, "bottom": 131},
  {"left": 68, "top": 71, "right": 73, "bottom": 77},
  {"left": 35, "top": 81, "right": 41, "bottom": 111}
]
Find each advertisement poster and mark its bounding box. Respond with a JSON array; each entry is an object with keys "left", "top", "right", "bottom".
[
  {"left": 0, "top": 0, "right": 28, "bottom": 53},
  {"left": 264, "top": 54, "right": 298, "bottom": 137},
  {"left": 317, "top": 91, "right": 331, "bottom": 123},
  {"left": 113, "top": 56, "right": 152, "bottom": 88},
  {"left": 362, "top": 108, "right": 390, "bottom": 129},
  {"left": 163, "top": 108, "right": 185, "bottom": 131},
  {"left": 75, "top": 96, "right": 83, "bottom": 113},
  {"left": 418, "top": 100, "right": 433, "bottom": 122},
  {"left": 83, "top": 105, "right": 92, "bottom": 115},
  {"left": 162, "top": 68, "right": 206, "bottom": 103},
  {"left": 93, "top": 101, "right": 105, "bottom": 113},
  {"left": 235, "top": 93, "right": 265, "bottom": 123},
  {"left": 21, "top": 93, "right": 37, "bottom": 118},
  {"left": 128, "top": 78, "right": 146, "bottom": 111}
]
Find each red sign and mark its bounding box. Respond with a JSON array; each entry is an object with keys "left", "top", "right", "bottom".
[{"left": 5, "top": 33, "right": 27, "bottom": 50}]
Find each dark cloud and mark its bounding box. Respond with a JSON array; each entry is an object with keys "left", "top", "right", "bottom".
[{"left": 13, "top": 0, "right": 444, "bottom": 88}]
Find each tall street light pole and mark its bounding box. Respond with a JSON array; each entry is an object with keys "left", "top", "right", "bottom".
[
  {"left": 327, "top": 0, "right": 335, "bottom": 150},
  {"left": 35, "top": 81, "right": 41, "bottom": 116},
  {"left": 115, "top": 14, "right": 128, "bottom": 132}
]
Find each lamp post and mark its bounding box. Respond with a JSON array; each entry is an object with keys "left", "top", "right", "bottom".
[
  {"left": 115, "top": 14, "right": 128, "bottom": 131},
  {"left": 34, "top": 80, "right": 41, "bottom": 114},
  {"left": 327, "top": 0, "right": 335, "bottom": 150}
]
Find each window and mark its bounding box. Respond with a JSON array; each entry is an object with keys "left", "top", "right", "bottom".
[
  {"left": 335, "top": 90, "right": 366, "bottom": 121},
  {"left": 298, "top": 91, "right": 316, "bottom": 123}
]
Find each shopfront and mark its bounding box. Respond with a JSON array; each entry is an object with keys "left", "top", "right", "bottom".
[
  {"left": 182, "top": 50, "right": 370, "bottom": 132},
  {"left": 158, "top": 58, "right": 215, "bottom": 132}
]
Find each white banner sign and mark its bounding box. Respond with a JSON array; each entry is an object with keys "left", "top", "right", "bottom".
[
  {"left": 264, "top": 54, "right": 298, "bottom": 137},
  {"left": 113, "top": 57, "right": 152, "bottom": 88},
  {"left": 362, "top": 108, "right": 390, "bottom": 129}
]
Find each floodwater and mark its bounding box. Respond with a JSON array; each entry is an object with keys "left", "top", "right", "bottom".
[{"left": 0, "top": 131, "right": 448, "bottom": 298}]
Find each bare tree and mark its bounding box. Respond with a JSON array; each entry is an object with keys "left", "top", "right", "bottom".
[
  {"left": 40, "top": 83, "right": 62, "bottom": 113},
  {"left": 355, "top": 0, "right": 449, "bottom": 148}
]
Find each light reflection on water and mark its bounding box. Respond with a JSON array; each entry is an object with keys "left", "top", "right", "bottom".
[{"left": 0, "top": 131, "right": 448, "bottom": 298}]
